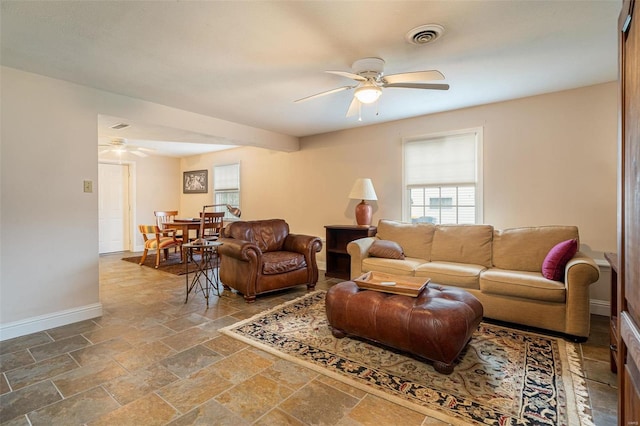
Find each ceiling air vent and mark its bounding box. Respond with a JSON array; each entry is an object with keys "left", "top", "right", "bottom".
[
  {"left": 406, "top": 24, "right": 444, "bottom": 45},
  {"left": 110, "top": 123, "right": 130, "bottom": 130}
]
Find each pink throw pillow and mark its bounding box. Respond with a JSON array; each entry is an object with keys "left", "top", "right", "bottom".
[{"left": 542, "top": 239, "right": 578, "bottom": 281}]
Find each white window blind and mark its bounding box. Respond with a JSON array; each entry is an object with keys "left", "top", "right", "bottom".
[
  {"left": 403, "top": 130, "right": 482, "bottom": 224},
  {"left": 213, "top": 163, "right": 240, "bottom": 219},
  {"left": 404, "top": 133, "right": 477, "bottom": 186},
  {"left": 214, "top": 164, "right": 239, "bottom": 191}
]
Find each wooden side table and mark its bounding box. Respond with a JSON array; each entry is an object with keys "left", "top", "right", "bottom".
[
  {"left": 325, "top": 225, "right": 377, "bottom": 280},
  {"left": 604, "top": 252, "right": 618, "bottom": 373}
]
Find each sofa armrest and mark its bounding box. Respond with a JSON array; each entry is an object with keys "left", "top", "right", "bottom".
[
  {"left": 564, "top": 251, "right": 600, "bottom": 337},
  {"left": 346, "top": 237, "right": 377, "bottom": 279},
  {"left": 284, "top": 234, "right": 322, "bottom": 283},
  {"left": 217, "top": 237, "right": 261, "bottom": 262},
  {"left": 284, "top": 234, "right": 322, "bottom": 255}
]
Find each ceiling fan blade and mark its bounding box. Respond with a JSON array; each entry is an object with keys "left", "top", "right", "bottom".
[
  {"left": 382, "top": 70, "right": 445, "bottom": 85},
  {"left": 294, "top": 86, "right": 355, "bottom": 103},
  {"left": 346, "top": 97, "right": 360, "bottom": 117},
  {"left": 326, "top": 71, "right": 367, "bottom": 82},
  {"left": 383, "top": 83, "right": 450, "bottom": 90}
]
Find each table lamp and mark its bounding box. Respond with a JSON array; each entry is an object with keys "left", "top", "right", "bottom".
[
  {"left": 348, "top": 178, "right": 377, "bottom": 226},
  {"left": 202, "top": 203, "right": 241, "bottom": 218}
]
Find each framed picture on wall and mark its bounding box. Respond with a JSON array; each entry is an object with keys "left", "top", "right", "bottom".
[{"left": 183, "top": 170, "right": 208, "bottom": 194}]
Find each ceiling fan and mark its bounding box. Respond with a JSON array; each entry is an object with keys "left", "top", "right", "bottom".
[
  {"left": 294, "top": 57, "right": 449, "bottom": 117},
  {"left": 99, "top": 137, "right": 154, "bottom": 157}
]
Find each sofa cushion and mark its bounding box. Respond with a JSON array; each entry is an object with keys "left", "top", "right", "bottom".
[
  {"left": 542, "top": 239, "right": 578, "bottom": 281},
  {"left": 430, "top": 225, "right": 493, "bottom": 267},
  {"left": 375, "top": 220, "right": 435, "bottom": 260},
  {"left": 415, "top": 261, "right": 484, "bottom": 289},
  {"left": 368, "top": 240, "right": 405, "bottom": 259},
  {"left": 492, "top": 226, "right": 579, "bottom": 272},
  {"left": 261, "top": 251, "right": 306, "bottom": 275},
  {"left": 362, "top": 257, "right": 425, "bottom": 276},
  {"left": 480, "top": 269, "right": 566, "bottom": 302}
]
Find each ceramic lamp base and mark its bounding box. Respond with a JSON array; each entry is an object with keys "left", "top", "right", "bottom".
[{"left": 355, "top": 200, "right": 372, "bottom": 226}]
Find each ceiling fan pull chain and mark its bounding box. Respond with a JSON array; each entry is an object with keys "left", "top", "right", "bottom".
[{"left": 358, "top": 103, "right": 362, "bottom": 122}]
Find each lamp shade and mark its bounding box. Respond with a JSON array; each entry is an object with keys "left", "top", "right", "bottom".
[
  {"left": 354, "top": 85, "right": 382, "bottom": 104},
  {"left": 349, "top": 178, "right": 378, "bottom": 201}
]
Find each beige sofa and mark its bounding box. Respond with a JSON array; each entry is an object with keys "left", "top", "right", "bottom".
[{"left": 347, "top": 219, "right": 600, "bottom": 340}]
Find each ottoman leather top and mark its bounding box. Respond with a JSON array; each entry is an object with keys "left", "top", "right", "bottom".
[{"left": 325, "top": 281, "right": 483, "bottom": 374}]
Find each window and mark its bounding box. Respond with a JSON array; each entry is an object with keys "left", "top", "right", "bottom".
[
  {"left": 403, "top": 129, "right": 482, "bottom": 224},
  {"left": 213, "top": 163, "right": 240, "bottom": 219}
]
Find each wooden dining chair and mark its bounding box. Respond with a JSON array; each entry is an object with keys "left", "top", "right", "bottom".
[
  {"left": 138, "top": 225, "right": 183, "bottom": 268},
  {"left": 199, "top": 211, "right": 225, "bottom": 241},
  {"left": 187, "top": 211, "right": 225, "bottom": 267},
  {"left": 154, "top": 210, "right": 180, "bottom": 235},
  {"left": 154, "top": 210, "right": 185, "bottom": 246}
]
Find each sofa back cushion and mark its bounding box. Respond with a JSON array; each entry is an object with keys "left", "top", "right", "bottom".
[
  {"left": 375, "top": 219, "right": 435, "bottom": 260},
  {"left": 224, "top": 219, "right": 289, "bottom": 252},
  {"left": 492, "top": 226, "right": 579, "bottom": 272},
  {"left": 430, "top": 225, "right": 494, "bottom": 267}
]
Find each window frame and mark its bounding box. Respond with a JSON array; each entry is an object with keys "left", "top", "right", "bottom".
[{"left": 401, "top": 127, "right": 483, "bottom": 224}]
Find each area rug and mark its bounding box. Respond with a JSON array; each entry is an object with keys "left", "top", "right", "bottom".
[
  {"left": 220, "top": 291, "right": 594, "bottom": 426},
  {"left": 122, "top": 253, "right": 215, "bottom": 275}
]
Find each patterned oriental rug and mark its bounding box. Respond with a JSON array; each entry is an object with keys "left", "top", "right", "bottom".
[{"left": 220, "top": 291, "right": 594, "bottom": 426}]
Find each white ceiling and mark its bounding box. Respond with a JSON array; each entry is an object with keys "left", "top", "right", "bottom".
[
  {"left": 97, "top": 115, "right": 237, "bottom": 158},
  {"left": 1, "top": 1, "right": 620, "bottom": 156}
]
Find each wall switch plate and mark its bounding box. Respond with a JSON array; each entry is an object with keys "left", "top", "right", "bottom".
[{"left": 83, "top": 180, "right": 93, "bottom": 193}]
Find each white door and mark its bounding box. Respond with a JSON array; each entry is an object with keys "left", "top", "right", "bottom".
[{"left": 99, "top": 163, "right": 130, "bottom": 253}]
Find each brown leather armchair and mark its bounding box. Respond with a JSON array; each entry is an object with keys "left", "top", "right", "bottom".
[{"left": 217, "top": 219, "right": 322, "bottom": 303}]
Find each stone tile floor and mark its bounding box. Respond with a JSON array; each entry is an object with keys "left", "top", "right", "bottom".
[{"left": 0, "top": 252, "right": 618, "bottom": 425}]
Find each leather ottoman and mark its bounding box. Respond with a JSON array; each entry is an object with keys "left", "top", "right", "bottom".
[{"left": 325, "top": 281, "right": 483, "bottom": 374}]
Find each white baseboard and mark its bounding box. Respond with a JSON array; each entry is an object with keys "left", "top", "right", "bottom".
[
  {"left": 0, "top": 303, "right": 103, "bottom": 341},
  {"left": 590, "top": 299, "right": 610, "bottom": 317}
]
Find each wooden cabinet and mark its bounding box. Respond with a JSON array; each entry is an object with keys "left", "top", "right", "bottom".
[
  {"left": 617, "top": 1, "right": 640, "bottom": 422},
  {"left": 325, "top": 225, "right": 376, "bottom": 280},
  {"left": 605, "top": 252, "right": 619, "bottom": 373}
]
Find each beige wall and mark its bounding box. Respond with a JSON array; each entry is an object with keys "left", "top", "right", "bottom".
[
  {"left": 181, "top": 82, "right": 618, "bottom": 259},
  {"left": 133, "top": 155, "right": 182, "bottom": 247},
  {"left": 1, "top": 67, "right": 102, "bottom": 332}
]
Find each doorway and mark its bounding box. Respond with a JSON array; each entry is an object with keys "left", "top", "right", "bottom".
[{"left": 98, "top": 162, "right": 132, "bottom": 253}]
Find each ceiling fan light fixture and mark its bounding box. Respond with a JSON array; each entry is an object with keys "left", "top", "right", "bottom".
[{"left": 354, "top": 85, "right": 382, "bottom": 104}]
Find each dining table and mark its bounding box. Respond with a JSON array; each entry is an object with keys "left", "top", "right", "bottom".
[{"left": 163, "top": 218, "right": 202, "bottom": 246}]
